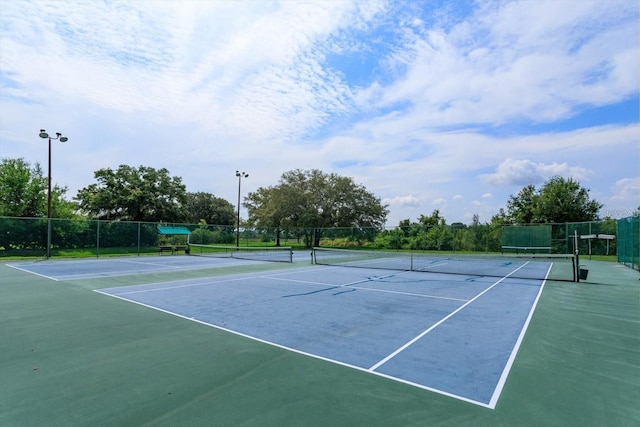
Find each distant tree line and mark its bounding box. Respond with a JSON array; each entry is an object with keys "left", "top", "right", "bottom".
[
  {"left": 1, "top": 157, "right": 621, "bottom": 251},
  {"left": 1, "top": 160, "right": 235, "bottom": 225}
]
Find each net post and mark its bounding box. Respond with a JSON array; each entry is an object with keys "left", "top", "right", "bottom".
[{"left": 574, "top": 230, "right": 580, "bottom": 282}]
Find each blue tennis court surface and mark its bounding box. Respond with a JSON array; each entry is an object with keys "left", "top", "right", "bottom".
[
  {"left": 7, "top": 253, "right": 309, "bottom": 280},
  {"left": 96, "top": 263, "right": 548, "bottom": 408}
]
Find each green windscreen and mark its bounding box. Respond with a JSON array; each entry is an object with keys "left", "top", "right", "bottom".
[
  {"left": 617, "top": 215, "right": 639, "bottom": 270},
  {"left": 502, "top": 225, "right": 552, "bottom": 253}
]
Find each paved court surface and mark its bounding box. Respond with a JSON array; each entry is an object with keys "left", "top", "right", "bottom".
[
  {"left": 1, "top": 259, "right": 638, "bottom": 426},
  {"left": 97, "top": 266, "right": 546, "bottom": 407}
]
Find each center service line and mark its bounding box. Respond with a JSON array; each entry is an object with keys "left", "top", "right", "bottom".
[{"left": 368, "top": 262, "right": 531, "bottom": 372}]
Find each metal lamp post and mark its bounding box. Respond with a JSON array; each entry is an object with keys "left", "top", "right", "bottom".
[
  {"left": 235, "top": 171, "right": 248, "bottom": 248},
  {"left": 39, "top": 129, "right": 68, "bottom": 258}
]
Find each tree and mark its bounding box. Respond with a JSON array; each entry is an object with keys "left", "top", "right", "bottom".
[
  {"left": 490, "top": 208, "right": 511, "bottom": 225},
  {"left": 244, "top": 186, "right": 290, "bottom": 245},
  {"left": 245, "top": 169, "right": 389, "bottom": 247},
  {"left": 506, "top": 176, "right": 602, "bottom": 224},
  {"left": 75, "top": 165, "right": 187, "bottom": 222},
  {"left": 536, "top": 177, "right": 601, "bottom": 223},
  {"left": 0, "top": 158, "right": 46, "bottom": 217},
  {"left": 418, "top": 209, "right": 446, "bottom": 227},
  {"left": 185, "top": 192, "right": 235, "bottom": 225},
  {"left": 400, "top": 210, "right": 451, "bottom": 250},
  {"left": 0, "top": 157, "right": 73, "bottom": 218},
  {"left": 507, "top": 184, "right": 538, "bottom": 224}
]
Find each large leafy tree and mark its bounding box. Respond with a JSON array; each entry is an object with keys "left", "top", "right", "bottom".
[
  {"left": 75, "top": 165, "right": 187, "bottom": 222},
  {"left": 245, "top": 169, "right": 389, "bottom": 247},
  {"left": 185, "top": 192, "right": 235, "bottom": 225},
  {"left": 506, "top": 184, "right": 538, "bottom": 224},
  {"left": 0, "top": 158, "right": 46, "bottom": 217},
  {"left": 244, "top": 185, "right": 292, "bottom": 246},
  {"left": 0, "top": 157, "right": 73, "bottom": 218},
  {"left": 0, "top": 158, "right": 77, "bottom": 253},
  {"left": 506, "top": 176, "right": 602, "bottom": 223}
]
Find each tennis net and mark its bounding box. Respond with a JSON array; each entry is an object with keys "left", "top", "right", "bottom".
[
  {"left": 312, "top": 247, "right": 577, "bottom": 281},
  {"left": 189, "top": 244, "right": 293, "bottom": 263}
]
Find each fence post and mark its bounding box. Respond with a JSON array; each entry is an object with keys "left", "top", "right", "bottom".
[
  {"left": 96, "top": 221, "right": 100, "bottom": 258},
  {"left": 574, "top": 230, "right": 580, "bottom": 282}
]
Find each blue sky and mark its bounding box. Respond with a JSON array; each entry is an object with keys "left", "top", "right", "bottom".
[{"left": 1, "top": 0, "right": 638, "bottom": 225}]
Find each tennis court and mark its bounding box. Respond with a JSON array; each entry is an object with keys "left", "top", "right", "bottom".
[
  {"left": 95, "top": 262, "right": 545, "bottom": 408},
  {"left": 7, "top": 248, "right": 307, "bottom": 281},
  {"left": 2, "top": 251, "right": 639, "bottom": 426}
]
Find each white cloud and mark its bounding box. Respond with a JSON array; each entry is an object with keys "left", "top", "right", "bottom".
[
  {"left": 603, "top": 177, "right": 640, "bottom": 217},
  {"left": 610, "top": 177, "right": 640, "bottom": 202},
  {"left": 383, "top": 195, "right": 421, "bottom": 208},
  {"left": 432, "top": 197, "right": 447, "bottom": 206},
  {"left": 0, "top": 0, "right": 637, "bottom": 228},
  {"left": 481, "top": 193, "right": 492, "bottom": 199},
  {"left": 357, "top": 0, "right": 637, "bottom": 126},
  {"left": 0, "top": 1, "right": 364, "bottom": 143},
  {"left": 482, "top": 158, "right": 592, "bottom": 186}
]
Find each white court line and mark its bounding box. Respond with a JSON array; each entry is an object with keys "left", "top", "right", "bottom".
[
  {"left": 261, "top": 276, "right": 338, "bottom": 287},
  {"left": 6, "top": 263, "right": 59, "bottom": 281},
  {"left": 94, "top": 261, "right": 545, "bottom": 409},
  {"left": 368, "top": 262, "right": 531, "bottom": 372},
  {"left": 93, "top": 287, "right": 492, "bottom": 409},
  {"left": 102, "top": 268, "right": 318, "bottom": 296},
  {"left": 486, "top": 263, "right": 552, "bottom": 409},
  {"left": 113, "top": 271, "right": 379, "bottom": 297},
  {"left": 265, "top": 273, "right": 396, "bottom": 288},
  {"left": 349, "top": 284, "right": 468, "bottom": 302},
  {"left": 271, "top": 275, "right": 468, "bottom": 302},
  {"left": 115, "top": 259, "right": 185, "bottom": 269},
  {"left": 111, "top": 275, "right": 258, "bottom": 295},
  {"left": 110, "top": 266, "right": 472, "bottom": 302}
]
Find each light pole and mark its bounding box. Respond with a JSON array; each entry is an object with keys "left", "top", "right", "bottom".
[
  {"left": 235, "top": 171, "right": 248, "bottom": 248},
  {"left": 39, "top": 129, "right": 68, "bottom": 258}
]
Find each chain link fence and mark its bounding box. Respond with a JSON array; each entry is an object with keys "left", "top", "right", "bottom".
[{"left": 0, "top": 216, "right": 626, "bottom": 261}]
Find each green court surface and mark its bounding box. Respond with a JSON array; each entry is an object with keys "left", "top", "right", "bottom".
[{"left": 1, "top": 259, "right": 638, "bottom": 426}]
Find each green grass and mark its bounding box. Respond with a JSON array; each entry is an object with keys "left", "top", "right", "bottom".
[{"left": 579, "top": 254, "right": 617, "bottom": 262}]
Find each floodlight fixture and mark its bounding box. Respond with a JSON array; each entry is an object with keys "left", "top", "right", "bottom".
[
  {"left": 235, "top": 171, "right": 249, "bottom": 248},
  {"left": 39, "top": 129, "right": 70, "bottom": 258}
]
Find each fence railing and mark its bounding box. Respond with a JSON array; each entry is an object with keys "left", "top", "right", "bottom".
[{"left": 0, "top": 216, "right": 627, "bottom": 261}]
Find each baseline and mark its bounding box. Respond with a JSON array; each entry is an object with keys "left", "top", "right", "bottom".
[{"left": 93, "top": 265, "right": 544, "bottom": 407}]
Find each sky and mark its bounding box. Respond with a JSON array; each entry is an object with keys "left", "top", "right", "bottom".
[{"left": 1, "top": 0, "right": 638, "bottom": 226}]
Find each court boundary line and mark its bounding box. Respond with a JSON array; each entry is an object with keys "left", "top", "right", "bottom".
[
  {"left": 367, "top": 262, "right": 530, "bottom": 389},
  {"left": 94, "top": 287, "right": 490, "bottom": 408},
  {"left": 115, "top": 258, "right": 185, "bottom": 269},
  {"left": 93, "top": 262, "right": 545, "bottom": 408},
  {"left": 6, "top": 263, "right": 59, "bottom": 281},
  {"left": 109, "top": 275, "right": 264, "bottom": 295},
  {"left": 5, "top": 255, "right": 279, "bottom": 282},
  {"left": 274, "top": 274, "right": 470, "bottom": 302},
  {"left": 487, "top": 263, "right": 552, "bottom": 408},
  {"left": 348, "top": 283, "right": 468, "bottom": 302},
  {"left": 109, "top": 271, "right": 470, "bottom": 303},
  {"left": 102, "top": 266, "right": 339, "bottom": 296}
]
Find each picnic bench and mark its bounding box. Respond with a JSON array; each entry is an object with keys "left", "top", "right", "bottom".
[{"left": 158, "top": 245, "right": 189, "bottom": 255}]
